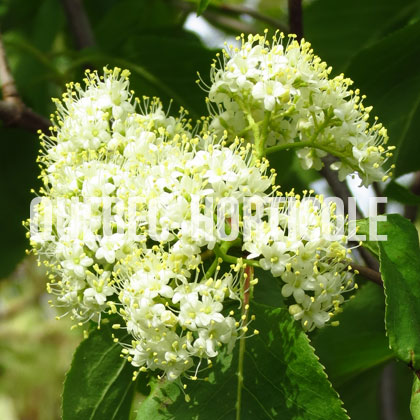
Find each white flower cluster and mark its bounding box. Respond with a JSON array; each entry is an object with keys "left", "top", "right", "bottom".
[
  {"left": 116, "top": 249, "right": 242, "bottom": 380},
  {"left": 204, "top": 31, "right": 394, "bottom": 185},
  {"left": 243, "top": 192, "right": 354, "bottom": 331},
  {"left": 29, "top": 68, "right": 276, "bottom": 380},
  {"left": 28, "top": 63, "right": 362, "bottom": 380}
]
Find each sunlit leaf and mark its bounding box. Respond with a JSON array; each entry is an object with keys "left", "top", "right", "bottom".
[
  {"left": 136, "top": 302, "right": 348, "bottom": 420},
  {"left": 62, "top": 321, "right": 135, "bottom": 420}
]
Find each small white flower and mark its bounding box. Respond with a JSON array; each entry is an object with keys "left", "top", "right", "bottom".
[
  {"left": 259, "top": 241, "right": 290, "bottom": 277},
  {"left": 60, "top": 242, "right": 93, "bottom": 279},
  {"left": 95, "top": 233, "right": 125, "bottom": 264},
  {"left": 252, "top": 80, "right": 287, "bottom": 111}
]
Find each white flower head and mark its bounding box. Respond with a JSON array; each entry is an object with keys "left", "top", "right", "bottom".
[{"left": 204, "top": 32, "right": 394, "bottom": 186}]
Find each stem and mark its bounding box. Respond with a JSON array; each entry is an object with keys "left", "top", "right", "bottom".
[
  {"left": 0, "top": 31, "right": 20, "bottom": 102},
  {"left": 245, "top": 111, "right": 263, "bottom": 156},
  {"left": 351, "top": 263, "right": 382, "bottom": 286},
  {"left": 204, "top": 257, "right": 219, "bottom": 279},
  {"left": 0, "top": 101, "right": 51, "bottom": 133},
  {"left": 236, "top": 265, "right": 253, "bottom": 420},
  {"left": 264, "top": 111, "right": 331, "bottom": 157},
  {"left": 265, "top": 139, "right": 313, "bottom": 154},
  {"left": 214, "top": 243, "right": 261, "bottom": 268},
  {"left": 237, "top": 119, "right": 264, "bottom": 138},
  {"left": 0, "top": 30, "right": 50, "bottom": 133},
  {"left": 236, "top": 317, "right": 246, "bottom": 420},
  {"left": 234, "top": 94, "right": 264, "bottom": 159},
  {"left": 258, "top": 111, "right": 271, "bottom": 158},
  {"left": 243, "top": 265, "right": 252, "bottom": 307},
  {"left": 266, "top": 139, "right": 347, "bottom": 159},
  {"left": 265, "top": 140, "right": 359, "bottom": 173}
]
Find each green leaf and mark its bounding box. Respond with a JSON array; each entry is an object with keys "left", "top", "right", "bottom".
[
  {"left": 355, "top": 219, "right": 380, "bottom": 257},
  {"left": 32, "top": 0, "right": 65, "bottom": 51},
  {"left": 82, "top": 0, "right": 214, "bottom": 116},
  {"left": 395, "top": 361, "right": 417, "bottom": 420},
  {"left": 312, "top": 282, "right": 392, "bottom": 386},
  {"left": 64, "top": 50, "right": 189, "bottom": 113},
  {"left": 411, "top": 375, "right": 420, "bottom": 420},
  {"left": 92, "top": 0, "right": 180, "bottom": 52},
  {"left": 121, "top": 30, "right": 215, "bottom": 117},
  {"left": 252, "top": 267, "right": 284, "bottom": 307},
  {"left": 336, "top": 364, "right": 385, "bottom": 420},
  {"left": 62, "top": 320, "right": 135, "bottom": 420},
  {"left": 338, "top": 361, "right": 412, "bottom": 420},
  {"left": 383, "top": 181, "right": 420, "bottom": 205},
  {"left": 136, "top": 302, "right": 348, "bottom": 419},
  {"left": 345, "top": 22, "right": 420, "bottom": 176},
  {"left": 313, "top": 279, "right": 414, "bottom": 420},
  {"left": 3, "top": 0, "right": 65, "bottom": 115},
  {"left": 378, "top": 215, "right": 420, "bottom": 369},
  {"left": 197, "top": 0, "right": 211, "bottom": 16},
  {"left": 306, "top": 2, "right": 420, "bottom": 175},
  {"left": 70, "top": 28, "right": 215, "bottom": 117},
  {"left": 357, "top": 214, "right": 420, "bottom": 370},
  {"left": 304, "top": 0, "right": 416, "bottom": 72}
]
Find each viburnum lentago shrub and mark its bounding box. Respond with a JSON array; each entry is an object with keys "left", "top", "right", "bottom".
[{"left": 27, "top": 32, "right": 392, "bottom": 385}]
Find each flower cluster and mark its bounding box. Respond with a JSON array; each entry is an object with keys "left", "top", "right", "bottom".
[
  {"left": 204, "top": 31, "right": 394, "bottom": 185},
  {"left": 29, "top": 68, "right": 275, "bottom": 380},
  {"left": 27, "top": 56, "right": 370, "bottom": 380},
  {"left": 116, "top": 249, "right": 242, "bottom": 381},
  {"left": 242, "top": 192, "right": 354, "bottom": 331}
]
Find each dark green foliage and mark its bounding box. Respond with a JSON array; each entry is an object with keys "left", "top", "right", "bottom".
[
  {"left": 62, "top": 321, "right": 135, "bottom": 420},
  {"left": 2, "top": 0, "right": 420, "bottom": 418},
  {"left": 358, "top": 215, "right": 420, "bottom": 370},
  {"left": 136, "top": 302, "right": 347, "bottom": 420}
]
